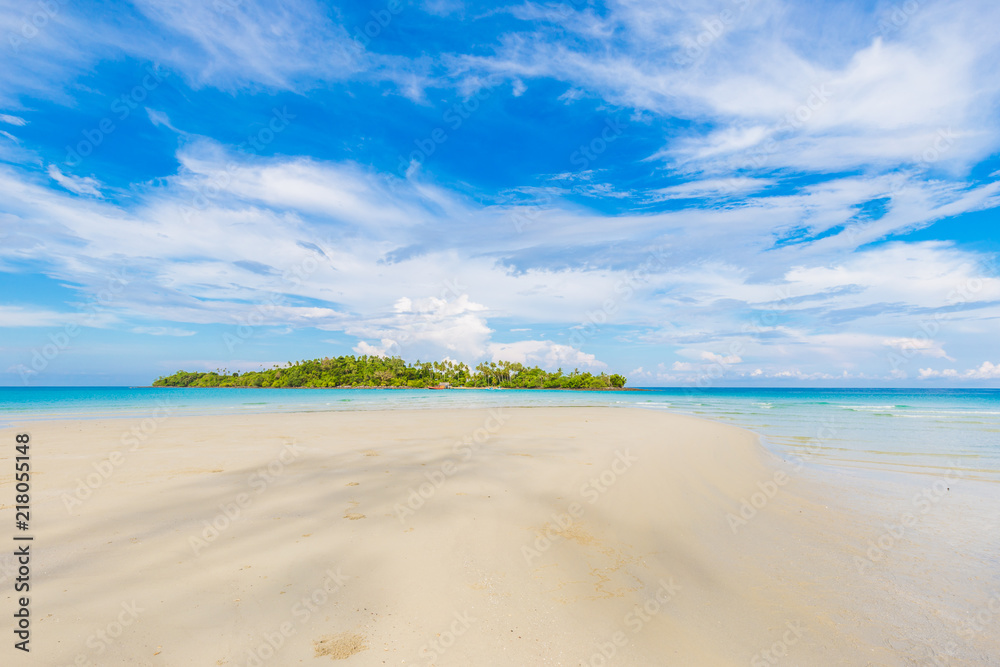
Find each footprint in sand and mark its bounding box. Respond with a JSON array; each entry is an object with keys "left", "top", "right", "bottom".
[
  {"left": 344, "top": 500, "right": 366, "bottom": 520},
  {"left": 313, "top": 632, "right": 368, "bottom": 660}
]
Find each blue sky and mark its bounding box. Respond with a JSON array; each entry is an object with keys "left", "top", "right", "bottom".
[{"left": 1, "top": 0, "right": 999, "bottom": 386}]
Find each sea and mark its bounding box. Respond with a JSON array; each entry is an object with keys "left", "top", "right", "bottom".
[{"left": 2, "top": 386, "right": 998, "bottom": 484}]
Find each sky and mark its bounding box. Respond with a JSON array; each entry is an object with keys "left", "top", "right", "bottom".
[{"left": 1, "top": 0, "right": 999, "bottom": 387}]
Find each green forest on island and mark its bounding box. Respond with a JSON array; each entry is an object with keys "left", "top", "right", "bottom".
[{"left": 152, "top": 356, "right": 628, "bottom": 389}]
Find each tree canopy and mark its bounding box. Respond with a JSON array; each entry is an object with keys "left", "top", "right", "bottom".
[{"left": 152, "top": 356, "right": 628, "bottom": 389}]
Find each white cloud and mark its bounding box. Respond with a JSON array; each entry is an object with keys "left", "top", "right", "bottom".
[
  {"left": 1, "top": 137, "right": 998, "bottom": 381},
  {"left": 130, "top": 0, "right": 359, "bottom": 91},
  {"left": 456, "top": 0, "right": 1000, "bottom": 174},
  {"left": 650, "top": 177, "right": 774, "bottom": 200},
  {"left": 699, "top": 351, "right": 742, "bottom": 365},
  {"left": 47, "top": 164, "right": 102, "bottom": 197},
  {"left": 968, "top": 362, "right": 1000, "bottom": 379},
  {"left": 486, "top": 340, "right": 606, "bottom": 370},
  {"left": 131, "top": 326, "right": 197, "bottom": 336},
  {"left": 348, "top": 294, "right": 493, "bottom": 360},
  {"left": 0, "top": 114, "right": 26, "bottom": 126},
  {"left": 0, "top": 306, "right": 76, "bottom": 328},
  {"left": 146, "top": 108, "right": 181, "bottom": 133},
  {"left": 353, "top": 340, "right": 396, "bottom": 357},
  {"left": 919, "top": 362, "right": 1000, "bottom": 380},
  {"left": 882, "top": 337, "right": 952, "bottom": 360},
  {"left": 422, "top": 0, "right": 464, "bottom": 17}
]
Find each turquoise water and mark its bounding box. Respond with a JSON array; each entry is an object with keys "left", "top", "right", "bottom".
[{"left": 1, "top": 387, "right": 998, "bottom": 482}]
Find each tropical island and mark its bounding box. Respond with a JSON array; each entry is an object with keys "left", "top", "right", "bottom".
[{"left": 152, "top": 355, "right": 629, "bottom": 389}]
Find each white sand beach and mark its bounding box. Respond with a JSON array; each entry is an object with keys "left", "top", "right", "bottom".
[{"left": 2, "top": 407, "right": 997, "bottom": 665}]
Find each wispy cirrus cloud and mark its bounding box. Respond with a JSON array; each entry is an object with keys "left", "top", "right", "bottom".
[{"left": 47, "top": 165, "right": 102, "bottom": 197}]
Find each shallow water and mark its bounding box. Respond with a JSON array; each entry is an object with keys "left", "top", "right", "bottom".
[{"left": 2, "top": 386, "right": 998, "bottom": 482}]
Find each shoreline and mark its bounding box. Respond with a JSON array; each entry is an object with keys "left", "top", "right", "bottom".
[
  {"left": 143, "top": 385, "right": 650, "bottom": 391},
  {"left": 3, "top": 407, "right": 995, "bottom": 665}
]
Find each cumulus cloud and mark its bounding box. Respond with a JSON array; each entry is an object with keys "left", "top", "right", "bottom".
[
  {"left": 486, "top": 340, "right": 606, "bottom": 369},
  {"left": 353, "top": 340, "right": 397, "bottom": 358},
  {"left": 699, "top": 351, "right": 743, "bottom": 365},
  {"left": 348, "top": 294, "right": 493, "bottom": 360},
  {"left": 919, "top": 362, "right": 1000, "bottom": 380}
]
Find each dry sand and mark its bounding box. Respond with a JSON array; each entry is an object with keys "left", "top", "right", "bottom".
[{"left": 2, "top": 407, "right": 997, "bottom": 665}]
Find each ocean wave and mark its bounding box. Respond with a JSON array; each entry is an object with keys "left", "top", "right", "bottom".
[{"left": 837, "top": 404, "right": 899, "bottom": 411}]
